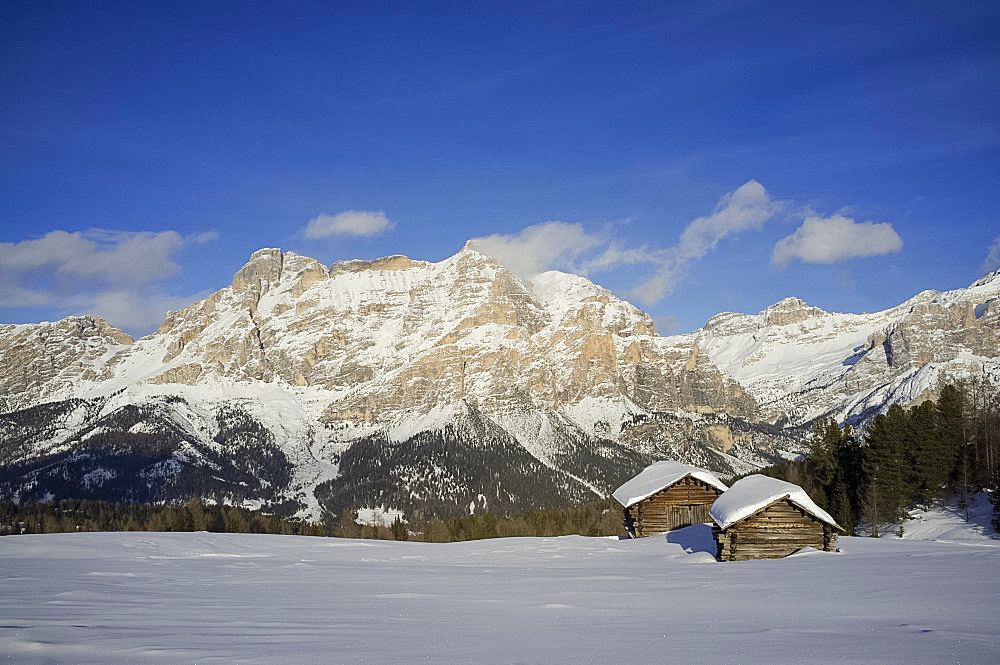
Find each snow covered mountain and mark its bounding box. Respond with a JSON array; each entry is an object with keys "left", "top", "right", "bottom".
[
  {"left": 695, "top": 272, "right": 1000, "bottom": 425},
  {"left": 1, "top": 244, "right": 997, "bottom": 521}
]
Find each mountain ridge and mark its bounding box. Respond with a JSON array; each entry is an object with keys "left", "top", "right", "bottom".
[{"left": 1, "top": 246, "right": 997, "bottom": 521}]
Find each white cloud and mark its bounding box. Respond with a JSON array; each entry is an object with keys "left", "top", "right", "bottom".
[
  {"left": 470, "top": 222, "right": 602, "bottom": 277},
  {"left": 191, "top": 230, "right": 220, "bottom": 244},
  {"left": 469, "top": 221, "right": 664, "bottom": 280},
  {"left": 0, "top": 229, "right": 186, "bottom": 285},
  {"left": 772, "top": 214, "right": 903, "bottom": 267},
  {"left": 0, "top": 228, "right": 215, "bottom": 335},
  {"left": 0, "top": 284, "right": 54, "bottom": 308},
  {"left": 629, "top": 180, "right": 780, "bottom": 305},
  {"left": 678, "top": 180, "right": 777, "bottom": 259},
  {"left": 304, "top": 210, "right": 394, "bottom": 239},
  {"left": 89, "top": 290, "right": 211, "bottom": 334},
  {"left": 653, "top": 315, "right": 678, "bottom": 334},
  {"left": 981, "top": 235, "right": 1000, "bottom": 275}
]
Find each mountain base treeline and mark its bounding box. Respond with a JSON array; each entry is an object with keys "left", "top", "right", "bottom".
[
  {"left": 1, "top": 497, "right": 627, "bottom": 541},
  {"left": 0, "top": 498, "right": 326, "bottom": 537}
]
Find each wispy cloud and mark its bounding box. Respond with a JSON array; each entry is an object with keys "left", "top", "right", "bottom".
[
  {"left": 771, "top": 213, "right": 902, "bottom": 267},
  {"left": 629, "top": 180, "right": 780, "bottom": 305},
  {"left": 0, "top": 228, "right": 218, "bottom": 334},
  {"left": 88, "top": 290, "right": 213, "bottom": 333},
  {"left": 303, "top": 210, "right": 394, "bottom": 239},
  {"left": 470, "top": 180, "right": 780, "bottom": 307},
  {"left": 653, "top": 315, "right": 679, "bottom": 334},
  {"left": 982, "top": 234, "right": 1000, "bottom": 275}
]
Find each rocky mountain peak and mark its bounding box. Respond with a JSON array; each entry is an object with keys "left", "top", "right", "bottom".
[
  {"left": 231, "top": 247, "right": 285, "bottom": 295},
  {"left": 0, "top": 315, "right": 133, "bottom": 411},
  {"left": 60, "top": 315, "right": 134, "bottom": 345},
  {"left": 971, "top": 269, "right": 1000, "bottom": 289},
  {"left": 761, "top": 297, "right": 826, "bottom": 327}
]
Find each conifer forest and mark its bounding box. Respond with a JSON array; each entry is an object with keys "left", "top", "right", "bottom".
[{"left": 755, "top": 380, "right": 1000, "bottom": 536}]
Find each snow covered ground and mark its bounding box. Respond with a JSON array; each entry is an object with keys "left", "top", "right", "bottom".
[
  {"left": 894, "top": 492, "right": 997, "bottom": 544},
  {"left": 2, "top": 526, "right": 998, "bottom": 664}
]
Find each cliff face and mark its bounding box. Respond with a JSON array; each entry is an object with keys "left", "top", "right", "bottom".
[
  {"left": 0, "top": 316, "right": 133, "bottom": 412},
  {"left": 1, "top": 246, "right": 997, "bottom": 521}
]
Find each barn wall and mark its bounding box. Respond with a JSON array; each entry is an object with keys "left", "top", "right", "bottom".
[
  {"left": 629, "top": 476, "right": 723, "bottom": 537},
  {"left": 714, "top": 498, "right": 838, "bottom": 561}
]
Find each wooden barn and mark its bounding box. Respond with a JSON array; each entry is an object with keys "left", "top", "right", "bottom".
[
  {"left": 612, "top": 461, "right": 729, "bottom": 538},
  {"left": 710, "top": 475, "right": 843, "bottom": 561}
]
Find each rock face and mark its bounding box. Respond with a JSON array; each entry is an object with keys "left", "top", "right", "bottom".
[
  {"left": 1, "top": 246, "right": 997, "bottom": 521},
  {"left": 0, "top": 317, "right": 133, "bottom": 412},
  {"left": 135, "top": 245, "right": 755, "bottom": 422}
]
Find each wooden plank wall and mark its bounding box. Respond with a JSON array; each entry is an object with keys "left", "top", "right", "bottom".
[
  {"left": 631, "top": 476, "right": 723, "bottom": 537},
  {"left": 714, "top": 498, "right": 838, "bottom": 561}
]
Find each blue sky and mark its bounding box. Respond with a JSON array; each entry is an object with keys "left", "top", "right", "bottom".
[{"left": 2, "top": 1, "right": 998, "bottom": 336}]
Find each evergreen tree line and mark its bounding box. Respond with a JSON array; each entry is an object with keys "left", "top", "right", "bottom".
[
  {"left": 0, "top": 498, "right": 328, "bottom": 537},
  {"left": 2, "top": 496, "right": 626, "bottom": 542},
  {"left": 757, "top": 381, "right": 1000, "bottom": 536},
  {"left": 331, "top": 498, "right": 624, "bottom": 542}
]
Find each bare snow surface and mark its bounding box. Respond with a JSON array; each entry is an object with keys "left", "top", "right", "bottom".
[
  {"left": 710, "top": 474, "right": 839, "bottom": 529},
  {"left": 897, "top": 492, "right": 997, "bottom": 545},
  {"left": 3, "top": 528, "right": 999, "bottom": 664},
  {"left": 612, "top": 461, "right": 728, "bottom": 508}
]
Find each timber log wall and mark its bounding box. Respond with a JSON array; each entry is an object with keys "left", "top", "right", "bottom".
[{"left": 713, "top": 497, "right": 839, "bottom": 561}]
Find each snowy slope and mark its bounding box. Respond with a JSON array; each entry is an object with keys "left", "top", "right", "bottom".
[
  {"left": 2, "top": 530, "right": 998, "bottom": 664},
  {"left": 895, "top": 492, "right": 997, "bottom": 544}
]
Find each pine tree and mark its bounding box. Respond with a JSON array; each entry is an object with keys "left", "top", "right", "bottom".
[
  {"left": 146, "top": 512, "right": 168, "bottom": 532},
  {"left": 807, "top": 418, "right": 840, "bottom": 509},
  {"left": 171, "top": 507, "right": 195, "bottom": 532},
  {"left": 336, "top": 509, "right": 362, "bottom": 538},
  {"left": 906, "top": 400, "right": 940, "bottom": 505},
  {"left": 183, "top": 498, "right": 207, "bottom": 531},
  {"left": 991, "top": 480, "right": 1000, "bottom": 533},
  {"left": 479, "top": 513, "right": 498, "bottom": 539},
  {"left": 860, "top": 479, "right": 881, "bottom": 538},
  {"left": 830, "top": 478, "right": 855, "bottom": 535},
  {"left": 205, "top": 507, "right": 226, "bottom": 532},
  {"left": 223, "top": 508, "right": 248, "bottom": 533},
  {"left": 422, "top": 518, "right": 450, "bottom": 542},
  {"left": 390, "top": 517, "right": 408, "bottom": 541},
  {"left": 836, "top": 423, "right": 863, "bottom": 525},
  {"left": 936, "top": 384, "right": 965, "bottom": 488},
  {"left": 863, "top": 408, "right": 907, "bottom": 524}
]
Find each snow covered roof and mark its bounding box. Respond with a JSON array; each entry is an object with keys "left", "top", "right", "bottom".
[
  {"left": 612, "top": 461, "right": 729, "bottom": 508},
  {"left": 710, "top": 475, "right": 840, "bottom": 530}
]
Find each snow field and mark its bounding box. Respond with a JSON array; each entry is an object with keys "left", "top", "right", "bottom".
[
  {"left": 893, "top": 491, "right": 997, "bottom": 544},
  {"left": 2, "top": 528, "right": 998, "bottom": 664}
]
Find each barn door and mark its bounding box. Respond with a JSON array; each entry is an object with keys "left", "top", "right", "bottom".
[{"left": 667, "top": 504, "right": 710, "bottom": 530}]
